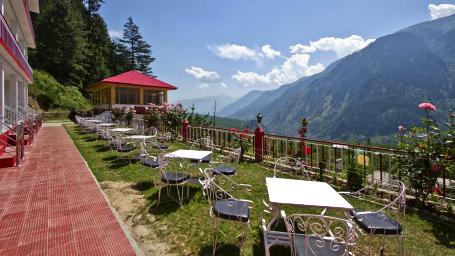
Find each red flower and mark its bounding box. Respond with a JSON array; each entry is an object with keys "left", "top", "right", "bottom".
[
  {"left": 243, "top": 128, "right": 249, "bottom": 133},
  {"left": 433, "top": 186, "right": 442, "bottom": 195},
  {"left": 229, "top": 128, "right": 239, "bottom": 133},
  {"left": 240, "top": 133, "right": 246, "bottom": 138},
  {"left": 418, "top": 102, "right": 436, "bottom": 112}
]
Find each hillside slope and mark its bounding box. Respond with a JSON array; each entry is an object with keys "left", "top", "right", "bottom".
[{"left": 223, "top": 14, "right": 455, "bottom": 140}]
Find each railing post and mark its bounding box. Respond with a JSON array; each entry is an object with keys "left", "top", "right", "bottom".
[
  {"left": 182, "top": 119, "right": 189, "bottom": 142},
  {"left": 254, "top": 126, "right": 264, "bottom": 162}
]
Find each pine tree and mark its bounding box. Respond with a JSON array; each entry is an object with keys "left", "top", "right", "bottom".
[
  {"left": 83, "top": 0, "right": 112, "bottom": 88},
  {"left": 108, "top": 39, "right": 130, "bottom": 75},
  {"left": 30, "top": 0, "right": 89, "bottom": 88},
  {"left": 119, "top": 17, "right": 155, "bottom": 75}
]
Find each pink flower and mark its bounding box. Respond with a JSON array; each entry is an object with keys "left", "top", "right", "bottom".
[
  {"left": 418, "top": 102, "right": 436, "bottom": 112},
  {"left": 433, "top": 186, "right": 442, "bottom": 195},
  {"left": 243, "top": 128, "right": 249, "bottom": 133}
]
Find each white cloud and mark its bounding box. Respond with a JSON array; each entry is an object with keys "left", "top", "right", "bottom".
[
  {"left": 196, "top": 83, "right": 209, "bottom": 89},
  {"left": 290, "top": 35, "right": 375, "bottom": 58},
  {"left": 210, "top": 43, "right": 281, "bottom": 63},
  {"left": 108, "top": 30, "right": 122, "bottom": 39},
  {"left": 220, "top": 82, "right": 228, "bottom": 88},
  {"left": 210, "top": 44, "right": 257, "bottom": 61},
  {"left": 289, "top": 44, "right": 316, "bottom": 54},
  {"left": 185, "top": 66, "right": 220, "bottom": 83},
  {"left": 429, "top": 4, "right": 455, "bottom": 20},
  {"left": 261, "top": 45, "right": 281, "bottom": 59},
  {"left": 232, "top": 53, "right": 324, "bottom": 87}
]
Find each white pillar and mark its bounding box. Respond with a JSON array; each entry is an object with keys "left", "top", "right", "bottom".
[
  {"left": 24, "top": 84, "right": 28, "bottom": 108},
  {"left": 10, "top": 75, "right": 18, "bottom": 111},
  {"left": 0, "top": 62, "right": 4, "bottom": 119}
]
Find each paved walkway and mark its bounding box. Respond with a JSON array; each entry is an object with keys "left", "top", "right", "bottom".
[{"left": 0, "top": 125, "right": 138, "bottom": 255}]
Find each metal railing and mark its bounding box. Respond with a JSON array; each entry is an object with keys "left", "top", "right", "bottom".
[
  {"left": 184, "top": 125, "right": 454, "bottom": 204},
  {"left": 0, "top": 12, "right": 33, "bottom": 79}
]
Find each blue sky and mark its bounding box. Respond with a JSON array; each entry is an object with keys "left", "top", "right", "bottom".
[{"left": 100, "top": 1, "right": 455, "bottom": 101}]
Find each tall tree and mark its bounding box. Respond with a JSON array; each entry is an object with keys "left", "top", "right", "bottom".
[
  {"left": 30, "top": 0, "right": 89, "bottom": 88},
  {"left": 119, "top": 17, "right": 155, "bottom": 75},
  {"left": 83, "top": 0, "right": 112, "bottom": 88},
  {"left": 108, "top": 38, "right": 130, "bottom": 75}
]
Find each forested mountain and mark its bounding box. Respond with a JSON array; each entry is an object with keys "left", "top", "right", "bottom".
[
  {"left": 223, "top": 14, "right": 455, "bottom": 140},
  {"left": 28, "top": 0, "right": 155, "bottom": 110}
]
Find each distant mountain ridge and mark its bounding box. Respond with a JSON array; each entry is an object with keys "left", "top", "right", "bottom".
[
  {"left": 174, "top": 95, "right": 237, "bottom": 115},
  {"left": 222, "top": 14, "right": 455, "bottom": 140}
]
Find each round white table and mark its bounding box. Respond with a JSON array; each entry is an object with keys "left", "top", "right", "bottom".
[
  {"left": 111, "top": 128, "right": 134, "bottom": 133},
  {"left": 124, "top": 135, "right": 156, "bottom": 140},
  {"left": 98, "top": 123, "right": 116, "bottom": 127},
  {"left": 85, "top": 119, "right": 103, "bottom": 123}
]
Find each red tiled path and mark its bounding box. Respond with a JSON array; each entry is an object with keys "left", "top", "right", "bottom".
[{"left": 0, "top": 125, "right": 138, "bottom": 255}]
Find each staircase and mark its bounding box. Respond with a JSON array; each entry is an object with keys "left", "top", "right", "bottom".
[{"left": 0, "top": 106, "right": 42, "bottom": 168}]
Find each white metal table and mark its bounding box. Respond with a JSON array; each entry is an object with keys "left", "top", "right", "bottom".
[
  {"left": 111, "top": 127, "right": 134, "bottom": 133},
  {"left": 85, "top": 119, "right": 103, "bottom": 123},
  {"left": 124, "top": 135, "right": 156, "bottom": 140},
  {"left": 263, "top": 177, "right": 353, "bottom": 255},
  {"left": 164, "top": 149, "right": 212, "bottom": 162},
  {"left": 97, "top": 123, "right": 116, "bottom": 127}
]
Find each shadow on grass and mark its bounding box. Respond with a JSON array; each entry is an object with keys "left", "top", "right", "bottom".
[
  {"left": 102, "top": 155, "right": 117, "bottom": 161},
  {"left": 198, "top": 243, "right": 240, "bottom": 256},
  {"left": 147, "top": 186, "right": 200, "bottom": 216},
  {"left": 94, "top": 144, "right": 110, "bottom": 152},
  {"left": 132, "top": 180, "right": 155, "bottom": 191},
  {"left": 416, "top": 209, "right": 455, "bottom": 249}
]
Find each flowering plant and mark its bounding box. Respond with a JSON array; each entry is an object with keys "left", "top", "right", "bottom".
[
  {"left": 125, "top": 108, "right": 135, "bottom": 126},
  {"left": 397, "top": 102, "right": 450, "bottom": 205},
  {"left": 144, "top": 103, "right": 187, "bottom": 140},
  {"left": 112, "top": 107, "right": 126, "bottom": 121},
  {"left": 230, "top": 128, "right": 252, "bottom": 162}
]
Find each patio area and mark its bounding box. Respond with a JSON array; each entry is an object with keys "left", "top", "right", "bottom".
[
  {"left": 63, "top": 114, "right": 455, "bottom": 256},
  {"left": 0, "top": 124, "right": 139, "bottom": 255}
]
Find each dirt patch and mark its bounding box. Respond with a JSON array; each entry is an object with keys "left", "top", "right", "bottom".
[{"left": 101, "top": 181, "right": 176, "bottom": 256}]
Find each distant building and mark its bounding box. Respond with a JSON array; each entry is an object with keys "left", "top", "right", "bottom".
[
  {"left": 89, "top": 70, "right": 177, "bottom": 113},
  {"left": 0, "top": 0, "right": 39, "bottom": 131}
]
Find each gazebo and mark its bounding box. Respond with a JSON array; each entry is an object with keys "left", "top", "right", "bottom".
[{"left": 89, "top": 70, "right": 177, "bottom": 113}]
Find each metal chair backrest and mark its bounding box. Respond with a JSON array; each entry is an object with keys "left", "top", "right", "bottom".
[
  {"left": 273, "top": 157, "right": 310, "bottom": 180},
  {"left": 191, "top": 137, "right": 214, "bottom": 151},
  {"left": 284, "top": 213, "right": 357, "bottom": 256}
]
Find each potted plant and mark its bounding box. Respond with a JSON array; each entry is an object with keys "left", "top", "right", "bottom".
[{"left": 112, "top": 107, "right": 126, "bottom": 122}]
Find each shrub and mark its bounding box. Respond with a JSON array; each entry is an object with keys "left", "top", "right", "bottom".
[
  {"left": 346, "top": 151, "right": 364, "bottom": 191},
  {"left": 28, "top": 70, "right": 91, "bottom": 111}
]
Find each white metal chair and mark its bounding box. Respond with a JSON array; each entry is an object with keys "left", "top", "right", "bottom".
[
  {"left": 339, "top": 180, "right": 406, "bottom": 255},
  {"left": 200, "top": 167, "right": 253, "bottom": 256},
  {"left": 211, "top": 147, "right": 241, "bottom": 176},
  {"left": 283, "top": 212, "right": 358, "bottom": 256},
  {"left": 273, "top": 157, "right": 311, "bottom": 180},
  {"left": 156, "top": 156, "right": 191, "bottom": 207}
]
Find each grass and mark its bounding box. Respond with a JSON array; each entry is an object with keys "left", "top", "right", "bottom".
[{"left": 64, "top": 124, "right": 455, "bottom": 256}]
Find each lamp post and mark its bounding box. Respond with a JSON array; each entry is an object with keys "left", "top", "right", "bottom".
[{"left": 254, "top": 113, "right": 265, "bottom": 162}]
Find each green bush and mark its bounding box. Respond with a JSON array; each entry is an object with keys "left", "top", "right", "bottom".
[
  {"left": 29, "top": 70, "right": 91, "bottom": 111},
  {"left": 346, "top": 151, "right": 364, "bottom": 191}
]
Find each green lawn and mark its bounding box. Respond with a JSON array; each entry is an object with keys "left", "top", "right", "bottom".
[{"left": 64, "top": 124, "right": 455, "bottom": 256}]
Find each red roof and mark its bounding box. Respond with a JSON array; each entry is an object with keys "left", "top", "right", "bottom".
[{"left": 96, "top": 70, "right": 177, "bottom": 90}]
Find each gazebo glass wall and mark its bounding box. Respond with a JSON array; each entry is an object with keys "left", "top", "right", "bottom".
[
  {"left": 115, "top": 87, "right": 140, "bottom": 104},
  {"left": 143, "top": 89, "right": 163, "bottom": 105}
]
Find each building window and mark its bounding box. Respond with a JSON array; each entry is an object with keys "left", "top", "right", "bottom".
[
  {"left": 115, "top": 87, "right": 139, "bottom": 104},
  {"left": 143, "top": 90, "right": 163, "bottom": 105}
]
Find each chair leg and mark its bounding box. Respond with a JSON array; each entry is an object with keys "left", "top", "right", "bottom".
[
  {"left": 212, "top": 219, "right": 219, "bottom": 256},
  {"left": 157, "top": 184, "right": 163, "bottom": 206}
]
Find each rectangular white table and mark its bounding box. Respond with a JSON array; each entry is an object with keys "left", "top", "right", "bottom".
[
  {"left": 266, "top": 177, "right": 353, "bottom": 210},
  {"left": 263, "top": 177, "right": 353, "bottom": 255},
  {"left": 164, "top": 149, "right": 212, "bottom": 162},
  {"left": 111, "top": 128, "right": 134, "bottom": 133}
]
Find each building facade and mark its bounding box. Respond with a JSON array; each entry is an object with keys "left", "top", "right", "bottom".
[
  {"left": 89, "top": 70, "right": 178, "bottom": 113},
  {"left": 0, "top": 0, "right": 39, "bottom": 130}
]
